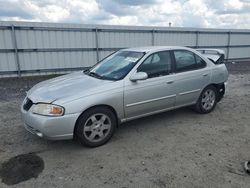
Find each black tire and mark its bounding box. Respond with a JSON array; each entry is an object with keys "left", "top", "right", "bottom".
[
  {"left": 75, "top": 107, "right": 117, "bottom": 147},
  {"left": 194, "top": 85, "right": 218, "bottom": 114}
]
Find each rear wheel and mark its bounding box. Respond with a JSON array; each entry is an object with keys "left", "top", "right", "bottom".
[
  {"left": 195, "top": 86, "right": 218, "bottom": 114},
  {"left": 75, "top": 107, "right": 116, "bottom": 147}
]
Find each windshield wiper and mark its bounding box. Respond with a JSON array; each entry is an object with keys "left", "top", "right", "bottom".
[
  {"left": 84, "top": 70, "right": 117, "bottom": 81},
  {"left": 83, "top": 69, "right": 90, "bottom": 73},
  {"left": 87, "top": 71, "right": 104, "bottom": 79}
]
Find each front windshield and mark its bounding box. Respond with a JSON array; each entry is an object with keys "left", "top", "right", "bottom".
[{"left": 87, "top": 51, "right": 145, "bottom": 80}]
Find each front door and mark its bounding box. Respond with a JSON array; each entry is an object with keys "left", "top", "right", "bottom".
[{"left": 124, "top": 51, "right": 176, "bottom": 119}]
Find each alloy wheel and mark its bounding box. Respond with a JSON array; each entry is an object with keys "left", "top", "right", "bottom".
[
  {"left": 201, "top": 89, "right": 216, "bottom": 111},
  {"left": 83, "top": 113, "right": 112, "bottom": 142}
]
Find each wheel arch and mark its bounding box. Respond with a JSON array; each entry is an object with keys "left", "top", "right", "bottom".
[
  {"left": 200, "top": 83, "right": 225, "bottom": 102},
  {"left": 73, "top": 104, "right": 120, "bottom": 139}
]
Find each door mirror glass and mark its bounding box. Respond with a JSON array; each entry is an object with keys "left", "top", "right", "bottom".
[{"left": 130, "top": 72, "right": 148, "bottom": 82}]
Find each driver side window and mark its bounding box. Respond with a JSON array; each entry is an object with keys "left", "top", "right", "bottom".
[{"left": 137, "top": 51, "right": 172, "bottom": 78}]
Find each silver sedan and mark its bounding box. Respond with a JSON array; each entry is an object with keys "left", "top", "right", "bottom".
[{"left": 21, "top": 46, "right": 228, "bottom": 147}]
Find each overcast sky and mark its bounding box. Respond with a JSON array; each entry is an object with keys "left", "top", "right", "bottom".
[{"left": 0, "top": 0, "right": 249, "bottom": 29}]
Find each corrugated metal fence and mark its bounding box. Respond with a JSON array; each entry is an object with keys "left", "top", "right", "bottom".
[{"left": 0, "top": 21, "right": 250, "bottom": 77}]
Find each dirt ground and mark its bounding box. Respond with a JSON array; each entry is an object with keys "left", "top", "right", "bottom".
[{"left": 0, "top": 62, "right": 250, "bottom": 188}]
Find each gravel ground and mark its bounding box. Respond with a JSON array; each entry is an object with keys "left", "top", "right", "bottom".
[{"left": 0, "top": 63, "right": 250, "bottom": 187}]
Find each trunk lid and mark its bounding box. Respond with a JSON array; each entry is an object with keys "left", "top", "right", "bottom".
[{"left": 196, "top": 49, "right": 225, "bottom": 64}]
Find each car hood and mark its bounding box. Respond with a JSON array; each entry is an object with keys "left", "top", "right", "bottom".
[{"left": 27, "top": 71, "right": 114, "bottom": 104}]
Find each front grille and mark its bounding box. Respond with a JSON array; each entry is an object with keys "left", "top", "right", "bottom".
[{"left": 23, "top": 98, "right": 33, "bottom": 111}]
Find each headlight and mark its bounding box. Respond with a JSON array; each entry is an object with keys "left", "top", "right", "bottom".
[{"left": 32, "top": 103, "right": 64, "bottom": 116}]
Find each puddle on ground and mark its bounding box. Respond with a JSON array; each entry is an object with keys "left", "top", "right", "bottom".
[{"left": 0, "top": 153, "right": 44, "bottom": 185}]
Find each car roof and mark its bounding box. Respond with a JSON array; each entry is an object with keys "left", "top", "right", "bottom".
[{"left": 121, "top": 46, "right": 192, "bottom": 53}]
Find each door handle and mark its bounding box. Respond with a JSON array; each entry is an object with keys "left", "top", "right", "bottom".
[
  {"left": 166, "top": 80, "right": 174, "bottom": 84},
  {"left": 202, "top": 73, "right": 208, "bottom": 77}
]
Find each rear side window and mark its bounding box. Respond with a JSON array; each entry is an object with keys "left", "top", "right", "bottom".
[{"left": 173, "top": 50, "right": 206, "bottom": 72}]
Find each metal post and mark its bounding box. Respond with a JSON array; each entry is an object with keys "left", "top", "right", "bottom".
[
  {"left": 227, "top": 31, "right": 231, "bottom": 61},
  {"left": 151, "top": 29, "right": 155, "bottom": 46},
  {"left": 95, "top": 28, "right": 100, "bottom": 62},
  {"left": 11, "top": 25, "right": 21, "bottom": 77},
  {"left": 195, "top": 31, "right": 199, "bottom": 48}
]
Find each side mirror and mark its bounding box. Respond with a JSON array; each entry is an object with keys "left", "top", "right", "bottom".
[{"left": 130, "top": 72, "right": 148, "bottom": 82}]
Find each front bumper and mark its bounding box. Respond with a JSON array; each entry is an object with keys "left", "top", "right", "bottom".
[{"left": 21, "top": 107, "right": 80, "bottom": 140}]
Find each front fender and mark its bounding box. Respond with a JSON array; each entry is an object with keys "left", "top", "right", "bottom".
[{"left": 59, "top": 89, "right": 124, "bottom": 120}]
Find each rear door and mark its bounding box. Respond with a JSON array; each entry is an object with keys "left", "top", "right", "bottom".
[{"left": 171, "top": 50, "right": 211, "bottom": 107}]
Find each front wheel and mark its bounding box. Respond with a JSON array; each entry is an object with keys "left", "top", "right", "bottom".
[
  {"left": 75, "top": 107, "right": 117, "bottom": 147},
  {"left": 194, "top": 86, "right": 218, "bottom": 114}
]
